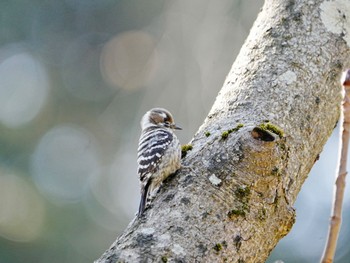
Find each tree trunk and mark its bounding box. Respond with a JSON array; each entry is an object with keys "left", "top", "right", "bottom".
[{"left": 96, "top": 0, "right": 350, "bottom": 262}]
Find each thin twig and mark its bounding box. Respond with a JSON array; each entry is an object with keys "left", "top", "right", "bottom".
[{"left": 321, "top": 69, "right": 350, "bottom": 263}]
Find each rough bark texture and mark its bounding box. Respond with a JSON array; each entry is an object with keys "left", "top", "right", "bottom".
[{"left": 96, "top": 0, "right": 350, "bottom": 262}]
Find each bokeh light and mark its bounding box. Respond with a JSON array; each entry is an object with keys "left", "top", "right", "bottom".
[
  {"left": 0, "top": 45, "right": 49, "bottom": 128},
  {"left": 100, "top": 30, "right": 158, "bottom": 91},
  {"left": 88, "top": 148, "right": 138, "bottom": 230},
  {"left": 31, "top": 125, "right": 101, "bottom": 203},
  {"left": 61, "top": 33, "right": 116, "bottom": 101},
  {"left": 0, "top": 171, "right": 45, "bottom": 242}
]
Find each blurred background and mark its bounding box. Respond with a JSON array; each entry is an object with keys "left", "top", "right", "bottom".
[{"left": 0, "top": 0, "right": 349, "bottom": 262}]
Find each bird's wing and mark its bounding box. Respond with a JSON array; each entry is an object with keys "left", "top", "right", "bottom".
[{"left": 137, "top": 128, "right": 173, "bottom": 182}]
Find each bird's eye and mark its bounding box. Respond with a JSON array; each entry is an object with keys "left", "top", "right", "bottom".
[{"left": 164, "top": 121, "right": 171, "bottom": 127}]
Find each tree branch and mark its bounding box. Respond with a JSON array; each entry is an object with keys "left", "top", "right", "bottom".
[
  {"left": 321, "top": 69, "right": 350, "bottom": 263},
  {"left": 96, "top": 0, "right": 350, "bottom": 262}
]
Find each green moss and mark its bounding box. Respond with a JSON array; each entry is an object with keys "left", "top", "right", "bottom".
[
  {"left": 234, "top": 123, "right": 244, "bottom": 130},
  {"left": 221, "top": 124, "right": 244, "bottom": 139},
  {"left": 258, "top": 122, "right": 284, "bottom": 138},
  {"left": 229, "top": 185, "right": 251, "bottom": 219},
  {"left": 284, "top": 34, "right": 292, "bottom": 40},
  {"left": 181, "top": 144, "right": 193, "bottom": 152},
  {"left": 221, "top": 131, "right": 229, "bottom": 139},
  {"left": 281, "top": 17, "right": 287, "bottom": 24},
  {"left": 258, "top": 207, "right": 267, "bottom": 221},
  {"left": 161, "top": 256, "right": 168, "bottom": 263},
  {"left": 228, "top": 209, "right": 246, "bottom": 218},
  {"left": 205, "top": 131, "right": 211, "bottom": 137},
  {"left": 181, "top": 144, "right": 193, "bottom": 158},
  {"left": 235, "top": 186, "right": 251, "bottom": 199},
  {"left": 278, "top": 142, "right": 286, "bottom": 151},
  {"left": 213, "top": 243, "right": 223, "bottom": 252}
]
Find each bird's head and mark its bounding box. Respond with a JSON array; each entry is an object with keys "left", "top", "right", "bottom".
[{"left": 141, "top": 108, "right": 182, "bottom": 131}]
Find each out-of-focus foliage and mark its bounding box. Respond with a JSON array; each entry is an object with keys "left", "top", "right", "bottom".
[{"left": 0, "top": 1, "right": 349, "bottom": 262}]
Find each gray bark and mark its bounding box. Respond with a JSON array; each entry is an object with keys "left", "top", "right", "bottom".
[{"left": 96, "top": 0, "right": 350, "bottom": 262}]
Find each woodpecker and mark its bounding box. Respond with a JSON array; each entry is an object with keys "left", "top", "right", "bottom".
[{"left": 137, "top": 108, "right": 182, "bottom": 217}]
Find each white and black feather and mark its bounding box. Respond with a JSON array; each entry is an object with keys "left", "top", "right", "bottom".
[
  {"left": 138, "top": 128, "right": 173, "bottom": 181},
  {"left": 137, "top": 108, "right": 181, "bottom": 216}
]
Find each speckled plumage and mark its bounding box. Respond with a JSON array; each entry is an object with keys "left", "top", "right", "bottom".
[{"left": 137, "top": 108, "right": 181, "bottom": 216}]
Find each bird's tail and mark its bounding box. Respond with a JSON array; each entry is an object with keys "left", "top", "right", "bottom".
[{"left": 138, "top": 181, "right": 150, "bottom": 217}]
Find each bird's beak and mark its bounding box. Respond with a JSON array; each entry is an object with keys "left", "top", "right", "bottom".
[{"left": 172, "top": 124, "right": 182, "bottom": 130}]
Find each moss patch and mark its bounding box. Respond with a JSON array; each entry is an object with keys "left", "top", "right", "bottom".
[
  {"left": 235, "top": 186, "right": 251, "bottom": 199},
  {"left": 258, "top": 122, "right": 284, "bottom": 138},
  {"left": 227, "top": 201, "right": 250, "bottom": 219},
  {"left": 205, "top": 131, "right": 211, "bottom": 137},
  {"left": 278, "top": 142, "right": 286, "bottom": 151},
  {"left": 213, "top": 243, "right": 223, "bottom": 252},
  {"left": 181, "top": 144, "right": 193, "bottom": 158},
  {"left": 221, "top": 124, "right": 244, "bottom": 140},
  {"left": 258, "top": 207, "right": 267, "bottom": 221},
  {"left": 228, "top": 185, "right": 251, "bottom": 219},
  {"left": 221, "top": 131, "right": 230, "bottom": 139},
  {"left": 228, "top": 209, "right": 246, "bottom": 218}
]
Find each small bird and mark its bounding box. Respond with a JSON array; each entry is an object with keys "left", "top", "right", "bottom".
[{"left": 137, "top": 108, "right": 182, "bottom": 217}]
